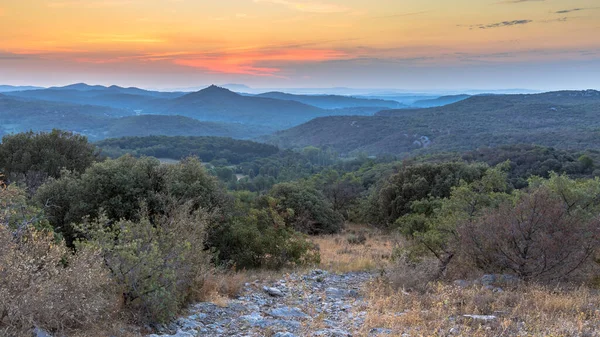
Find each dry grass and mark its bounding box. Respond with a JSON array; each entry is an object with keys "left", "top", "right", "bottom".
[
  {"left": 312, "top": 223, "right": 396, "bottom": 273},
  {"left": 355, "top": 276, "right": 600, "bottom": 336}
]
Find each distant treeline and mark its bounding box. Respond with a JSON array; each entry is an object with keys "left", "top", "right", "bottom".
[{"left": 97, "top": 135, "right": 280, "bottom": 165}]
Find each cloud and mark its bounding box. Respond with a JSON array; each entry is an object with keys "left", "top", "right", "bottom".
[
  {"left": 0, "top": 52, "right": 31, "bottom": 60},
  {"left": 464, "top": 20, "right": 533, "bottom": 30},
  {"left": 253, "top": 0, "right": 350, "bottom": 13},
  {"left": 555, "top": 7, "right": 599, "bottom": 14},
  {"left": 172, "top": 49, "right": 348, "bottom": 76}
]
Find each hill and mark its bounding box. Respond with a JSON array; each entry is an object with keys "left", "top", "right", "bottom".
[
  {"left": 411, "top": 94, "right": 471, "bottom": 108},
  {"left": 0, "top": 93, "right": 275, "bottom": 140},
  {"left": 0, "top": 94, "right": 124, "bottom": 138},
  {"left": 266, "top": 90, "right": 600, "bottom": 155},
  {"left": 153, "top": 85, "right": 333, "bottom": 128},
  {"left": 254, "top": 91, "right": 405, "bottom": 109},
  {"left": 5, "top": 83, "right": 185, "bottom": 110},
  {"left": 0, "top": 85, "right": 44, "bottom": 92},
  {"left": 104, "top": 115, "right": 274, "bottom": 140}
]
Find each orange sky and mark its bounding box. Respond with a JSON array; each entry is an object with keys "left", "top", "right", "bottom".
[{"left": 0, "top": 0, "right": 599, "bottom": 90}]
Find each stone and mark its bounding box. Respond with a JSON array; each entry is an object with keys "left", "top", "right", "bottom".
[
  {"left": 269, "top": 306, "right": 310, "bottom": 319},
  {"left": 274, "top": 333, "right": 298, "bottom": 337},
  {"left": 34, "top": 327, "right": 52, "bottom": 337},
  {"left": 370, "top": 328, "right": 393, "bottom": 335},
  {"left": 263, "top": 286, "right": 285, "bottom": 297},
  {"left": 463, "top": 314, "right": 497, "bottom": 321}
]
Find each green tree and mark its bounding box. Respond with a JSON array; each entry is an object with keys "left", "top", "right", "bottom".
[
  {"left": 0, "top": 130, "right": 98, "bottom": 191},
  {"left": 269, "top": 182, "right": 344, "bottom": 234}
]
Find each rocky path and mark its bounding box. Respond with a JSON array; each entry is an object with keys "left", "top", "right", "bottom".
[{"left": 149, "top": 269, "right": 389, "bottom": 337}]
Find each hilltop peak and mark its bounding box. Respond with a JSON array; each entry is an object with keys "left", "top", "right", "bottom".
[{"left": 195, "top": 85, "right": 240, "bottom": 96}]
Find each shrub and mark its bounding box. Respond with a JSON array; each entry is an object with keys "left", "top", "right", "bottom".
[
  {"left": 347, "top": 232, "right": 367, "bottom": 245},
  {"left": 269, "top": 182, "right": 344, "bottom": 234},
  {"left": 0, "top": 226, "right": 118, "bottom": 335},
  {"left": 77, "top": 204, "right": 211, "bottom": 324},
  {"left": 35, "top": 155, "right": 229, "bottom": 246},
  {"left": 210, "top": 196, "right": 320, "bottom": 269},
  {"left": 458, "top": 186, "right": 600, "bottom": 282}
]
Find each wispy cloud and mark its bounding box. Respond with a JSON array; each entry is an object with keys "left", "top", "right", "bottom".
[
  {"left": 173, "top": 49, "right": 348, "bottom": 76},
  {"left": 463, "top": 19, "right": 533, "bottom": 30},
  {"left": 253, "top": 0, "right": 350, "bottom": 13},
  {"left": 0, "top": 52, "right": 30, "bottom": 60},
  {"left": 555, "top": 7, "right": 599, "bottom": 14}
]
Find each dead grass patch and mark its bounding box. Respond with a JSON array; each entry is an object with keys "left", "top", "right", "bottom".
[
  {"left": 311, "top": 224, "right": 396, "bottom": 273},
  {"left": 356, "top": 279, "right": 600, "bottom": 336}
]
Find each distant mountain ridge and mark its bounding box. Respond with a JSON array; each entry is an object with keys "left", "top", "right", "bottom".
[
  {"left": 0, "top": 85, "right": 44, "bottom": 93},
  {"left": 153, "top": 85, "right": 333, "bottom": 128},
  {"left": 254, "top": 91, "right": 406, "bottom": 109}
]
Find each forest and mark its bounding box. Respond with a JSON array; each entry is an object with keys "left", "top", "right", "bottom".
[{"left": 2, "top": 130, "right": 600, "bottom": 336}]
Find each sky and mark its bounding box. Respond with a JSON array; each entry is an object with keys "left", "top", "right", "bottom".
[{"left": 0, "top": 0, "right": 599, "bottom": 91}]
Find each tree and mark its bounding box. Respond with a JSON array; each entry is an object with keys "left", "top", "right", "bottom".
[
  {"left": 0, "top": 130, "right": 98, "bottom": 191},
  {"left": 35, "top": 155, "right": 228, "bottom": 246},
  {"left": 366, "top": 162, "right": 489, "bottom": 226},
  {"left": 396, "top": 164, "right": 511, "bottom": 277},
  {"left": 269, "top": 182, "right": 344, "bottom": 234}
]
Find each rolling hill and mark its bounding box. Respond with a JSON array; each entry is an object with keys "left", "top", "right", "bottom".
[
  {"left": 105, "top": 115, "right": 274, "bottom": 139},
  {"left": 5, "top": 83, "right": 185, "bottom": 110},
  {"left": 265, "top": 90, "right": 600, "bottom": 155},
  {"left": 0, "top": 94, "right": 275, "bottom": 140},
  {"left": 254, "top": 91, "right": 405, "bottom": 109},
  {"left": 411, "top": 94, "right": 471, "bottom": 108},
  {"left": 153, "top": 85, "right": 332, "bottom": 128}
]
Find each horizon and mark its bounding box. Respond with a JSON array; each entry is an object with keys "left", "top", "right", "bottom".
[{"left": 1, "top": 0, "right": 599, "bottom": 90}]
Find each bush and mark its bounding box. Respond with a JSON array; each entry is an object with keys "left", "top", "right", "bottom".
[
  {"left": 269, "top": 182, "right": 344, "bottom": 234},
  {"left": 210, "top": 196, "right": 320, "bottom": 269},
  {"left": 35, "top": 155, "right": 229, "bottom": 246},
  {"left": 365, "top": 162, "right": 489, "bottom": 226},
  {"left": 347, "top": 232, "right": 367, "bottom": 245},
  {"left": 77, "top": 204, "right": 211, "bottom": 324},
  {"left": 458, "top": 186, "right": 600, "bottom": 282},
  {"left": 0, "top": 227, "right": 118, "bottom": 335}
]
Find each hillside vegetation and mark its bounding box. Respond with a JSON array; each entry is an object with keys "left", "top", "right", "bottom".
[
  {"left": 266, "top": 90, "right": 600, "bottom": 155},
  {"left": 3, "top": 130, "right": 600, "bottom": 337}
]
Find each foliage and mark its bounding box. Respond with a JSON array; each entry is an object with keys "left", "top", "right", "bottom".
[
  {"left": 462, "top": 144, "right": 596, "bottom": 188},
  {"left": 77, "top": 204, "right": 211, "bottom": 323},
  {"left": 0, "top": 184, "right": 117, "bottom": 334},
  {"left": 269, "top": 182, "right": 344, "bottom": 234},
  {"left": 0, "top": 130, "right": 98, "bottom": 191},
  {"left": 365, "top": 162, "right": 490, "bottom": 226},
  {"left": 35, "top": 155, "right": 228, "bottom": 246},
  {"left": 210, "top": 195, "right": 320, "bottom": 269},
  {"left": 97, "top": 136, "right": 278, "bottom": 164},
  {"left": 267, "top": 90, "right": 600, "bottom": 156},
  {"left": 395, "top": 165, "right": 511, "bottom": 276},
  {"left": 458, "top": 185, "right": 600, "bottom": 282}
]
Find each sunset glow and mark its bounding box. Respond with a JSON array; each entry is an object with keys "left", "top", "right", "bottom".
[{"left": 1, "top": 0, "right": 599, "bottom": 89}]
